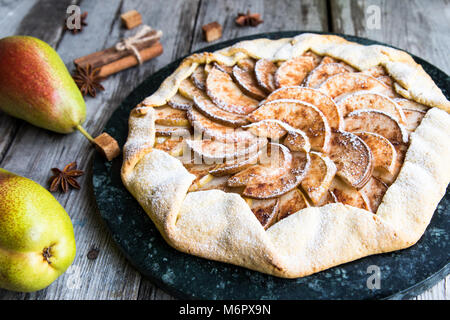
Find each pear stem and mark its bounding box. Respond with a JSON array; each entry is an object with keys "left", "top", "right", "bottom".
[{"left": 75, "top": 125, "right": 95, "bottom": 143}]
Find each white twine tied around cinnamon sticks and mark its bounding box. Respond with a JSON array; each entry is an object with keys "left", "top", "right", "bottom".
[{"left": 115, "top": 25, "right": 163, "bottom": 65}]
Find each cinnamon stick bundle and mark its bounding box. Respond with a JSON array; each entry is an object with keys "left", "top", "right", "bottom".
[{"left": 74, "top": 30, "right": 163, "bottom": 78}]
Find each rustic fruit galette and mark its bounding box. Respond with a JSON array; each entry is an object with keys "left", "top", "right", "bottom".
[{"left": 121, "top": 34, "right": 450, "bottom": 278}]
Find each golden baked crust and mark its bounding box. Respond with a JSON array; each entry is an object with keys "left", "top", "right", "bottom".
[{"left": 121, "top": 34, "right": 450, "bottom": 278}]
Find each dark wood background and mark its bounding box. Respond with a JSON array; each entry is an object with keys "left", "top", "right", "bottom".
[{"left": 0, "top": 0, "right": 448, "bottom": 299}]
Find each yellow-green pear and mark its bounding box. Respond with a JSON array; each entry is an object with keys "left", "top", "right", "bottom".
[{"left": 0, "top": 168, "right": 76, "bottom": 292}]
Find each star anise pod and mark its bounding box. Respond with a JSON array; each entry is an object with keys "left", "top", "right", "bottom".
[
  {"left": 64, "top": 11, "right": 88, "bottom": 34},
  {"left": 72, "top": 64, "right": 105, "bottom": 97},
  {"left": 49, "top": 162, "right": 84, "bottom": 193},
  {"left": 235, "top": 11, "right": 263, "bottom": 27}
]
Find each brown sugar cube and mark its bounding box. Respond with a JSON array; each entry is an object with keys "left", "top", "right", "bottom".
[
  {"left": 94, "top": 133, "right": 121, "bottom": 161},
  {"left": 121, "top": 10, "right": 142, "bottom": 29},
  {"left": 202, "top": 22, "right": 222, "bottom": 42}
]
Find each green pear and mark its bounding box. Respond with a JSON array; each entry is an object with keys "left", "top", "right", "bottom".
[
  {"left": 0, "top": 168, "right": 76, "bottom": 292},
  {"left": 0, "top": 36, "right": 86, "bottom": 134}
]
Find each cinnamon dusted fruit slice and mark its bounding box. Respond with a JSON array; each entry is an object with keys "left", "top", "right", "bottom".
[
  {"left": 154, "top": 106, "right": 190, "bottom": 126},
  {"left": 329, "top": 178, "right": 371, "bottom": 211},
  {"left": 300, "top": 151, "right": 337, "bottom": 205},
  {"left": 178, "top": 78, "right": 202, "bottom": 100},
  {"left": 192, "top": 89, "right": 248, "bottom": 127},
  {"left": 275, "top": 56, "right": 315, "bottom": 88},
  {"left": 328, "top": 130, "right": 373, "bottom": 189},
  {"left": 206, "top": 67, "right": 259, "bottom": 114},
  {"left": 209, "top": 148, "right": 260, "bottom": 176},
  {"left": 168, "top": 93, "right": 194, "bottom": 110},
  {"left": 243, "top": 119, "right": 288, "bottom": 140},
  {"left": 360, "top": 177, "right": 388, "bottom": 213},
  {"left": 393, "top": 98, "right": 429, "bottom": 112},
  {"left": 249, "top": 99, "right": 331, "bottom": 152},
  {"left": 228, "top": 144, "right": 310, "bottom": 199},
  {"left": 194, "top": 175, "right": 229, "bottom": 192},
  {"left": 373, "top": 143, "right": 408, "bottom": 184},
  {"left": 191, "top": 65, "right": 207, "bottom": 90},
  {"left": 354, "top": 132, "right": 397, "bottom": 174},
  {"left": 282, "top": 127, "right": 311, "bottom": 152},
  {"left": 187, "top": 108, "right": 254, "bottom": 142},
  {"left": 244, "top": 119, "right": 311, "bottom": 152},
  {"left": 361, "top": 65, "right": 387, "bottom": 78},
  {"left": 185, "top": 164, "right": 217, "bottom": 191},
  {"left": 304, "top": 62, "right": 352, "bottom": 88},
  {"left": 254, "top": 59, "right": 277, "bottom": 93},
  {"left": 316, "top": 190, "right": 338, "bottom": 206},
  {"left": 232, "top": 65, "right": 266, "bottom": 100},
  {"left": 264, "top": 86, "right": 342, "bottom": 130},
  {"left": 154, "top": 136, "right": 185, "bottom": 157},
  {"left": 155, "top": 124, "right": 191, "bottom": 137},
  {"left": 186, "top": 137, "right": 266, "bottom": 161},
  {"left": 337, "top": 92, "right": 406, "bottom": 124},
  {"left": 402, "top": 109, "right": 427, "bottom": 132},
  {"left": 246, "top": 197, "right": 279, "bottom": 229},
  {"left": 344, "top": 109, "right": 409, "bottom": 145},
  {"left": 318, "top": 73, "right": 386, "bottom": 100},
  {"left": 237, "top": 58, "right": 256, "bottom": 71},
  {"left": 277, "top": 189, "right": 309, "bottom": 221}
]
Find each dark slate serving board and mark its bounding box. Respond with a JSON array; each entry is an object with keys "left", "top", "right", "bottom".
[{"left": 92, "top": 31, "right": 449, "bottom": 300}]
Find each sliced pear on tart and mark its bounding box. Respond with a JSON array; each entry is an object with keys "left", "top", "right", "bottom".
[
  {"left": 328, "top": 130, "right": 373, "bottom": 189},
  {"left": 190, "top": 65, "right": 207, "bottom": 90},
  {"left": 304, "top": 62, "right": 352, "bottom": 88},
  {"left": 178, "top": 78, "right": 202, "bottom": 100},
  {"left": 168, "top": 92, "right": 194, "bottom": 110},
  {"left": 300, "top": 151, "right": 337, "bottom": 205},
  {"left": 344, "top": 109, "right": 409, "bottom": 145},
  {"left": 376, "top": 75, "right": 393, "bottom": 88},
  {"left": 227, "top": 143, "right": 292, "bottom": 188},
  {"left": 277, "top": 188, "right": 309, "bottom": 221},
  {"left": 154, "top": 136, "right": 185, "bottom": 157},
  {"left": 206, "top": 67, "right": 259, "bottom": 114},
  {"left": 155, "top": 124, "right": 191, "bottom": 137},
  {"left": 213, "top": 62, "right": 233, "bottom": 74},
  {"left": 209, "top": 148, "right": 260, "bottom": 176},
  {"left": 192, "top": 90, "right": 248, "bottom": 127},
  {"left": 194, "top": 175, "right": 230, "bottom": 192},
  {"left": 360, "top": 177, "right": 388, "bottom": 213},
  {"left": 329, "top": 178, "right": 371, "bottom": 211},
  {"left": 274, "top": 56, "right": 316, "bottom": 88},
  {"left": 361, "top": 65, "right": 387, "bottom": 78},
  {"left": 232, "top": 65, "right": 267, "bottom": 100},
  {"left": 254, "top": 59, "right": 277, "bottom": 93},
  {"left": 187, "top": 108, "right": 255, "bottom": 142},
  {"left": 337, "top": 92, "right": 406, "bottom": 124},
  {"left": 246, "top": 151, "right": 310, "bottom": 199},
  {"left": 264, "top": 87, "right": 342, "bottom": 130},
  {"left": 282, "top": 128, "right": 311, "bottom": 152},
  {"left": 248, "top": 197, "right": 279, "bottom": 229},
  {"left": 402, "top": 108, "right": 426, "bottom": 132},
  {"left": 316, "top": 190, "right": 338, "bottom": 206},
  {"left": 237, "top": 58, "right": 256, "bottom": 71},
  {"left": 318, "top": 73, "right": 386, "bottom": 100},
  {"left": 186, "top": 137, "right": 267, "bottom": 161},
  {"left": 249, "top": 99, "right": 331, "bottom": 152},
  {"left": 228, "top": 144, "right": 310, "bottom": 199},
  {"left": 243, "top": 119, "right": 287, "bottom": 140},
  {"left": 154, "top": 106, "right": 190, "bottom": 126},
  {"left": 393, "top": 98, "right": 430, "bottom": 112},
  {"left": 244, "top": 119, "right": 311, "bottom": 152},
  {"left": 319, "top": 56, "right": 338, "bottom": 64},
  {"left": 354, "top": 132, "right": 397, "bottom": 175}
]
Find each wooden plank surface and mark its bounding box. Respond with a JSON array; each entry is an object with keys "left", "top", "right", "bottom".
[{"left": 0, "top": 0, "right": 448, "bottom": 300}]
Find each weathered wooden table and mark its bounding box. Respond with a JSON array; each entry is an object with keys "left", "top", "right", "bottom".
[{"left": 0, "top": 0, "right": 448, "bottom": 300}]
